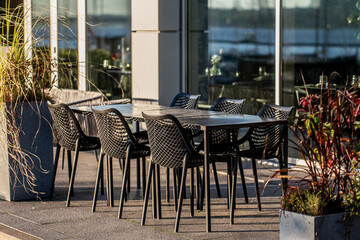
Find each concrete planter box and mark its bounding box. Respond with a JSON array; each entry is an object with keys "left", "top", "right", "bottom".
[
  {"left": 280, "top": 210, "right": 360, "bottom": 240},
  {"left": 0, "top": 101, "right": 53, "bottom": 201}
]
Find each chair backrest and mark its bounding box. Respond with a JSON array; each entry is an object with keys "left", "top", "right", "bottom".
[
  {"left": 76, "top": 99, "right": 131, "bottom": 137},
  {"left": 250, "top": 104, "right": 294, "bottom": 151},
  {"left": 46, "top": 88, "right": 104, "bottom": 106},
  {"left": 92, "top": 108, "right": 137, "bottom": 159},
  {"left": 209, "top": 98, "right": 245, "bottom": 145},
  {"left": 210, "top": 97, "right": 245, "bottom": 114},
  {"left": 48, "top": 103, "right": 86, "bottom": 151},
  {"left": 143, "top": 113, "right": 197, "bottom": 169},
  {"left": 170, "top": 93, "right": 200, "bottom": 109}
]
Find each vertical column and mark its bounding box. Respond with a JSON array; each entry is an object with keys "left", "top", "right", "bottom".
[
  {"left": 131, "top": 0, "right": 181, "bottom": 105},
  {"left": 275, "top": 0, "right": 283, "bottom": 105},
  {"left": 50, "top": 0, "right": 59, "bottom": 88},
  {"left": 78, "top": 0, "right": 87, "bottom": 91},
  {"left": 24, "top": 0, "right": 32, "bottom": 84}
]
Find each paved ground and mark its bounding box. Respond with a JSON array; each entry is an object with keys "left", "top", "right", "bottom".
[{"left": 0, "top": 149, "right": 284, "bottom": 239}]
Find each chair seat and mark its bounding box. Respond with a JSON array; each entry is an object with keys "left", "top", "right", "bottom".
[
  {"left": 238, "top": 147, "right": 279, "bottom": 160},
  {"left": 78, "top": 136, "right": 101, "bottom": 151},
  {"left": 131, "top": 144, "right": 151, "bottom": 159},
  {"left": 133, "top": 130, "right": 149, "bottom": 144}
]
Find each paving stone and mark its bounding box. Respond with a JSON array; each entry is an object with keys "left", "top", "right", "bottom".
[{"left": 0, "top": 148, "right": 283, "bottom": 239}]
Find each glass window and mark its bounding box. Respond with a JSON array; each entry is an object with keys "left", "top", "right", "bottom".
[
  {"left": 87, "top": 0, "right": 131, "bottom": 99},
  {"left": 32, "top": 1, "right": 50, "bottom": 48},
  {"left": 187, "top": 0, "right": 275, "bottom": 114},
  {"left": 58, "top": 0, "right": 78, "bottom": 89},
  {"left": 283, "top": 0, "right": 360, "bottom": 112}
]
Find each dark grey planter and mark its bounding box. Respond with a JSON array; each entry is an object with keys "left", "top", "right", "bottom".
[
  {"left": 0, "top": 101, "right": 53, "bottom": 201},
  {"left": 280, "top": 210, "right": 360, "bottom": 240}
]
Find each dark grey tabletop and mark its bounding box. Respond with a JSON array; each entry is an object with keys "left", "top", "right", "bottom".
[{"left": 73, "top": 103, "right": 285, "bottom": 129}]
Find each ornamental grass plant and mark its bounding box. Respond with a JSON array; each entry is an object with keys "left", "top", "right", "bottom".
[{"left": 0, "top": 0, "right": 54, "bottom": 197}]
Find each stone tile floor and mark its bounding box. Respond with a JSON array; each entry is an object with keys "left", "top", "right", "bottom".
[{"left": 0, "top": 149, "right": 284, "bottom": 239}]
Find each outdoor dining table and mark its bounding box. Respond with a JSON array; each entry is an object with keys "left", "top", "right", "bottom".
[{"left": 73, "top": 103, "right": 288, "bottom": 232}]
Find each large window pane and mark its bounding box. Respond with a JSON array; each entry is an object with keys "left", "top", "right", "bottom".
[
  {"left": 32, "top": 0, "right": 50, "bottom": 48},
  {"left": 187, "top": 0, "right": 275, "bottom": 114},
  {"left": 58, "top": 0, "right": 78, "bottom": 89},
  {"left": 283, "top": 0, "right": 360, "bottom": 111},
  {"left": 87, "top": 0, "right": 131, "bottom": 99}
]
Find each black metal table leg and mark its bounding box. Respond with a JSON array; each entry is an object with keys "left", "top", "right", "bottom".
[{"left": 203, "top": 127, "right": 211, "bottom": 232}]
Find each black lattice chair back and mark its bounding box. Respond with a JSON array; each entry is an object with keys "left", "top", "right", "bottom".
[
  {"left": 209, "top": 98, "right": 245, "bottom": 146},
  {"left": 48, "top": 103, "right": 85, "bottom": 151},
  {"left": 210, "top": 97, "right": 245, "bottom": 114},
  {"left": 48, "top": 103, "right": 101, "bottom": 206},
  {"left": 143, "top": 113, "right": 199, "bottom": 169},
  {"left": 170, "top": 93, "right": 200, "bottom": 109},
  {"left": 92, "top": 108, "right": 138, "bottom": 159},
  {"left": 250, "top": 104, "right": 294, "bottom": 155}
]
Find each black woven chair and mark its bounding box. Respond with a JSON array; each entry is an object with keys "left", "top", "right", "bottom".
[
  {"left": 141, "top": 113, "right": 238, "bottom": 232},
  {"left": 237, "top": 104, "right": 294, "bottom": 211},
  {"left": 91, "top": 108, "right": 150, "bottom": 219},
  {"left": 170, "top": 93, "right": 200, "bottom": 109},
  {"left": 206, "top": 97, "right": 248, "bottom": 207},
  {"left": 165, "top": 93, "right": 201, "bottom": 204},
  {"left": 48, "top": 103, "right": 101, "bottom": 206}
]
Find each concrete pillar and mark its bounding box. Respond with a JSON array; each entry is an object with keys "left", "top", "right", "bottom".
[{"left": 131, "top": 0, "right": 181, "bottom": 106}]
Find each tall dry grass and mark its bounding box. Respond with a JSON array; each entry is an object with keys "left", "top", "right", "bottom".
[{"left": 0, "top": 0, "right": 54, "bottom": 198}]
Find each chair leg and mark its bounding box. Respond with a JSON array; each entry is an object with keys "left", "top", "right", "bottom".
[
  {"left": 196, "top": 167, "right": 201, "bottom": 210},
  {"left": 190, "top": 168, "right": 194, "bottom": 217},
  {"left": 177, "top": 170, "right": 186, "bottom": 199},
  {"left": 251, "top": 158, "right": 261, "bottom": 211},
  {"left": 152, "top": 164, "right": 157, "bottom": 219},
  {"left": 173, "top": 168, "right": 178, "bottom": 212},
  {"left": 49, "top": 144, "right": 61, "bottom": 200},
  {"left": 67, "top": 150, "right": 74, "bottom": 197},
  {"left": 119, "top": 158, "right": 127, "bottom": 202},
  {"left": 118, "top": 158, "right": 123, "bottom": 171},
  {"left": 94, "top": 150, "right": 104, "bottom": 196},
  {"left": 174, "top": 156, "right": 189, "bottom": 233},
  {"left": 92, "top": 153, "right": 105, "bottom": 212},
  {"left": 106, "top": 156, "right": 110, "bottom": 206},
  {"left": 230, "top": 157, "right": 238, "bottom": 224},
  {"left": 118, "top": 147, "right": 131, "bottom": 219},
  {"left": 227, "top": 161, "right": 233, "bottom": 209},
  {"left": 238, "top": 157, "right": 248, "bottom": 203},
  {"left": 212, "top": 162, "right": 222, "bottom": 198},
  {"left": 136, "top": 158, "right": 141, "bottom": 189},
  {"left": 61, "top": 148, "right": 65, "bottom": 170},
  {"left": 156, "top": 165, "right": 162, "bottom": 219},
  {"left": 278, "top": 152, "right": 288, "bottom": 195},
  {"left": 141, "top": 161, "right": 154, "bottom": 226},
  {"left": 200, "top": 166, "right": 205, "bottom": 211},
  {"left": 108, "top": 157, "right": 114, "bottom": 207},
  {"left": 142, "top": 157, "right": 146, "bottom": 199},
  {"left": 166, "top": 168, "right": 170, "bottom": 203},
  {"left": 66, "top": 139, "right": 80, "bottom": 207},
  {"left": 67, "top": 150, "right": 72, "bottom": 181},
  {"left": 127, "top": 159, "right": 131, "bottom": 193}
]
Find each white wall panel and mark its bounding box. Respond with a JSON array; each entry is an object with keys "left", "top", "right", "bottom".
[{"left": 132, "top": 32, "right": 159, "bottom": 101}]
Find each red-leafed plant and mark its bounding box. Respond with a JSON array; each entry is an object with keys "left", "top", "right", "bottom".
[{"left": 279, "top": 73, "right": 360, "bottom": 216}]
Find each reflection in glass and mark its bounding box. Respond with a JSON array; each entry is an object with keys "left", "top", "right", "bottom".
[
  {"left": 32, "top": 0, "right": 50, "bottom": 48},
  {"left": 283, "top": 0, "right": 360, "bottom": 117},
  {"left": 87, "top": 0, "right": 131, "bottom": 99},
  {"left": 58, "top": 0, "right": 78, "bottom": 89},
  {"left": 187, "top": 0, "right": 275, "bottom": 114}
]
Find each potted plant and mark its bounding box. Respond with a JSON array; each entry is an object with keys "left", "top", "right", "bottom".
[
  {"left": 0, "top": 1, "right": 54, "bottom": 200},
  {"left": 277, "top": 73, "right": 360, "bottom": 240}
]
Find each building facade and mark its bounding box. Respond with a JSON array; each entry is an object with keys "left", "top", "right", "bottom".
[
  {"left": 10, "top": 0, "right": 359, "bottom": 160},
  {"left": 26, "top": 0, "right": 360, "bottom": 111}
]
